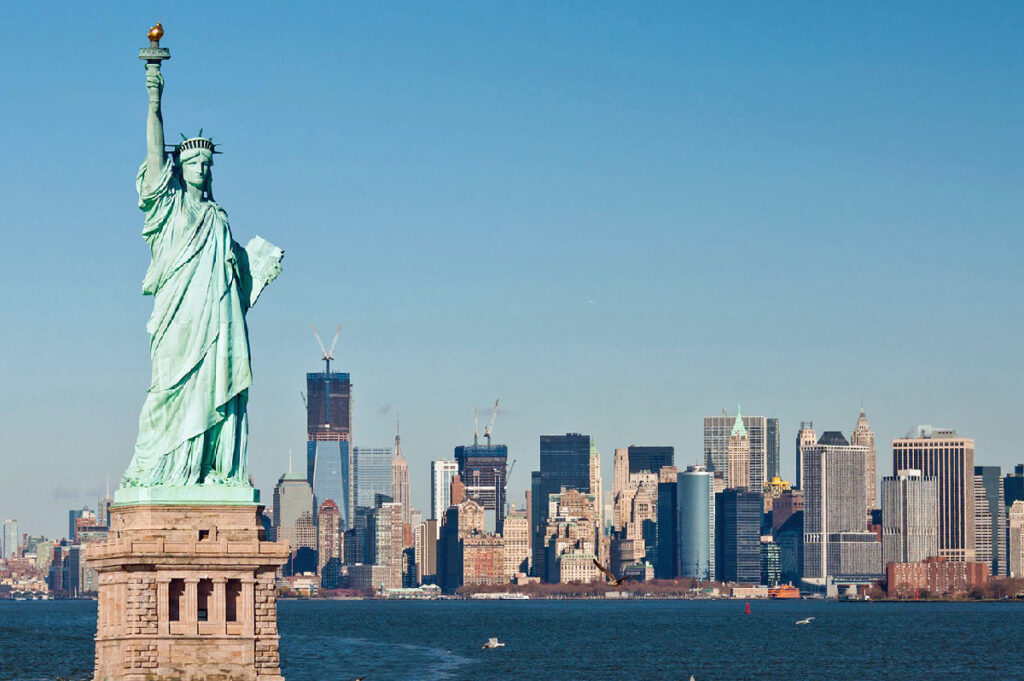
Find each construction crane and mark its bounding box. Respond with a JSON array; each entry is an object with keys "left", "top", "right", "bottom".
[
  {"left": 473, "top": 408, "right": 479, "bottom": 445},
  {"left": 310, "top": 323, "right": 342, "bottom": 373},
  {"left": 500, "top": 458, "right": 517, "bottom": 517},
  {"left": 483, "top": 399, "right": 499, "bottom": 445}
]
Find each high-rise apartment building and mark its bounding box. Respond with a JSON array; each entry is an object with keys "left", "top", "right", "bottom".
[
  {"left": 677, "top": 465, "right": 714, "bottom": 580},
  {"left": 704, "top": 411, "right": 779, "bottom": 494},
  {"left": 795, "top": 422, "right": 816, "bottom": 490},
  {"left": 892, "top": 426, "right": 976, "bottom": 562},
  {"left": 715, "top": 489, "right": 762, "bottom": 583},
  {"left": 590, "top": 442, "right": 603, "bottom": 532},
  {"left": 613, "top": 448, "right": 629, "bottom": 499},
  {"left": 371, "top": 502, "right": 404, "bottom": 591},
  {"left": 2, "top": 519, "right": 18, "bottom": 558},
  {"left": 306, "top": 369, "right": 352, "bottom": 528},
  {"left": 726, "top": 411, "right": 751, "bottom": 490},
  {"left": 454, "top": 442, "right": 508, "bottom": 532},
  {"left": 974, "top": 466, "right": 1007, "bottom": 577},
  {"left": 530, "top": 433, "right": 594, "bottom": 576},
  {"left": 627, "top": 446, "right": 674, "bottom": 475},
  {"left": 317, "top": 500, "right": 343, "bottom": 588},
  {"left": 881, "top": 470, "right": 939, "bottom": 567},
  {"left": 802, "top": 432, "right": 879, "bottom": 579},
  {"left": 391, "top": 428, "right": 411, "bottom": 527},
  {"left": 430, "top": 460, "right": 459, "bottom": 520},
  {"left": 353, "top": 447, "right": 393, "bottom": 509},
  {"left": 850, "top": 408, "right": 877, "bottom": 515},
  {"left": 502, "top": 510, "right": 530, "bottom": 578}
]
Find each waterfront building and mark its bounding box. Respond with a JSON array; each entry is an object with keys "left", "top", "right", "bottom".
[
  {"left": 656, "top": 473, "right": 680, "bottom": 579},
  {"left": 353, "top": 447, "right": 393, "bottom": 509},
  {"left": 348, "top": 564, "right": 390, "bottom": 594},
  {"left": 760, "top": 536, "right": 781, "bottom": 586},
  {"left": 795, "top": 422, "right": 817, "bottom": 490},
  {"left": 704, "top": 411, "right": 779, "bottom": 494},
  {"left": 726, "top": 410, "right": 751, "bottom": 490},
  {"left": 531, "top": 433, "right": 594, "bottom": 578},
  {"left": 892, "top": 426, "right": 976, "bottom": 562},
  {"left": 777, "top": 511, "right": 803, "bottom": 584},
  {"left": 306, "top": 369, "right": 352, "bottom": 527},
  {"left": 1005, "top": 464, "right": 1024, "bottom": 508},
  {"left": 715, "top": 488, "right": 762, "bottom": 583},
  {"left": 802, "top": 432, "right": 876, "bottom": 579},
  {"left": 503, "top": 510, "right": 530, "bottom": 578},
  {"left": 558, "top": 549, "right": 602, "bottom": 583},
  {"left": 462, "top": 534, "right": 506, "bottom": 586},
  {"left": 886, "top": 556, "right": 989, "bottom": 598},
  {"left": 881, "top": 470, "right": 939, "bottom": 567},
  {"left": 677, "top": 465, "right": 715, "bottom": 580},
  {"left": 1009, "top": 501, "right": 1024, "bottom": 578},
  {"left": 431, "top": 460, "right": 459, "bottom": 520},
  {"left": 2, "top": 519, "right": 18, "bottom": 558},
  {"left": 391, "top": 428, "right": 411, "bottom": 527},
  {"left": 454, "top": 442, "right": 508, "bottom": 531},
  {"left": 541, "top": 489, "right": 601, "bottom": 582},
  {"left": 850, "top": 408, "right": 878, "bottom": 516},
  {"left": 436, "top": 499, "right": 488, "bottom": 593},
  {"left": 974, "top": 466, "right": 1007, "bottom": 577},
  {"left": 627, "top": 446, "right": 674, "bottom": 475},
  {"left": 826, "top": 532, "right": 882, "bottom": 578},
  {"left": 317, "top": 500, "right": 343, "bottom": 588}
]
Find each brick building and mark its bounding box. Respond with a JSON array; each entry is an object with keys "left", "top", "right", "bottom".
[{"left": 886, "top": 556, "right": 988, "bottom": 598}]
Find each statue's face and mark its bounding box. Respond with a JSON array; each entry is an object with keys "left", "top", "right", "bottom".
[{"left": 181, "top": 151, "right": 213, "bottom": 189}]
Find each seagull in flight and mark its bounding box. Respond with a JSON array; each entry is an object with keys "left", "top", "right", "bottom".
[
  {"left": 482, "top": 637, "right": 505, "bottom": 650},
  {"left": 592, "top": 559, "right": 640, "bottom": 587},
  {"left": 795, "top": 617, "right": 815, "bottom": 625}
]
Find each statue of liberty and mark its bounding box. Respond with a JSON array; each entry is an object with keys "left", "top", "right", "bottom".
[{"left": 119, "top": 25, "right": 282, "bottom": 500}]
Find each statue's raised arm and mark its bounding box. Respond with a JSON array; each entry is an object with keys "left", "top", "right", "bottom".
[{"left": 142, "top": 23, "right": 167, "bottom": 189}]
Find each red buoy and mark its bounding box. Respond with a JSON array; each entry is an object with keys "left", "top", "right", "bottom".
[{"left": 744, "top": 602, "right": 751, "bottom": 615}]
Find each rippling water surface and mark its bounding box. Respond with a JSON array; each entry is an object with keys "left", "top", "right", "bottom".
[{"left": 2, "top": 599, "right": 1021, "bottom": 680}]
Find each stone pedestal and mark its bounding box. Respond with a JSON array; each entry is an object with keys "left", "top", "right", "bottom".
[{"left": 87, "top": 504, "right": 291, "bottom": 681}]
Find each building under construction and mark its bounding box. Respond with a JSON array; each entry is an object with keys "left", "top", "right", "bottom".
[{"left": 454, "top": 401, "right": 509, "bottom": 532}]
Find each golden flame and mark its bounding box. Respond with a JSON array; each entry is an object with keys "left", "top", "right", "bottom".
[{"left": 148, "top": 22, "right": 164, "bottom": 42}]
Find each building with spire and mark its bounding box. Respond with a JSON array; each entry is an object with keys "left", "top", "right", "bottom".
[
  {"left": 726, "top": 407, "right": 751, "bottom": 490},
  {"left": 391, "top": 418, "right": 411, "bottom": 527},
  {"left": 850, "top": 408, "right": 877, "bottom": 515},
  {"left": 704, "top": 408, "right": 779, "bottom": 495}
]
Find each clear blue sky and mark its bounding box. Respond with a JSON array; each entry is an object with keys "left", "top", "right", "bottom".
[{"left": 2, "top": 3, "right": 1022, "bottom": 539}]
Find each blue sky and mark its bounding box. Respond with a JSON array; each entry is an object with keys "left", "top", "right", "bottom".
[{"left": 1, "top": 3, "right": 1022, "bottom": 538}]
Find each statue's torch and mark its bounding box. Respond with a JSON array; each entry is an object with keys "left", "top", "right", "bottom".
[{"left": 139, "top": 23, "right": 170, "bottom": 92}]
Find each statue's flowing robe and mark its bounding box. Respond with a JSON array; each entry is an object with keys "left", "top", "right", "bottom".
[{"left": 122, "top": 159, "right": 255, "bottom": 487}]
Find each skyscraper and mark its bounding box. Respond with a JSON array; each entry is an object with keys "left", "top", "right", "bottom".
[
  {"left": 317, "top": 500, "right": 343, "bottom": 589},
  {"left": 726, "top": 410, "right": 751, "bottom": 490},
  {"left": 973, "top": 466, "right": 1006, "bottom": 577},
  {"left": 530, "top": 433, "right": 594, "bottom": 577},
  {"left": 656, "top": 475, "right": 680, "bottom": 579},
  {"left": 2, "top": 519, "right": 18, "bottom": 558},
  {"left": 850, "top": 408, "right": 878, "bottom": 515},
  {"left": 881, "top": 470, "right": 939, "bottom": 567},
  {"left": 1009, "top": 501, "right": 1024, "bottom": 578},
  {"left": 677, "top": 465, "right": 714, "bottom": 580},
  {"left": 273, "top": 467, "right": 316, "bottom": 566},
  {"left": 627, "top": 446, "right": 674, "bottom": 475},
  {"left": 371, "top": 502, "right": 404, "bottom": 591},
  {"left": 306, "top": 367, "right": 352, "bottom": 528},
  {"left": 391, "top": 425, "right": 411, "bottom": 527},
  {"left": 589, "top": 442, "right": 603, "bottom": 531},
  {"left": 353, "top": 447, "right": 393, "bottom": 509},
  {"left": 1004, "top": 464, "right": 1024, "bottom": 509},
  {"left": 454, "top": 441, "right": 508, "bottom": 532},
  {"left": 765, "top": 417, "right": 781, "bottom": 481},
  {"left": 892, "top": 426, "right": 976, "bottom": 562},
  {"left": 795, "top": 421, "right": 816, "bottom": 490},
  {"left": 704, "top": 411, "right": 779, "bottom": 494},
  {"left": 430, "top": 460, "right": 459, "bottom": 520},
  {"left": 802, "top": 432, "right": 879, "bottom": 579},
  {"left": 715, "top": 488, "right": 762, "bottom": 583},
  {"left": 612, "top": 448, "right": 629, "bottom": 499}
]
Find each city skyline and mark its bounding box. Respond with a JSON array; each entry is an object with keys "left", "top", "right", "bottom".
[{"left": 3, "top": 3, "right": 1023, "bottom": 539}]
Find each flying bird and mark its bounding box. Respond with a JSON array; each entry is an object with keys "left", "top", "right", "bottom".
[
  {"left": 482, "top": 637, "right": 505, "bottom": 649},
  {"left": 795, "top": 617, "right": 815, "bottom": 625},
  {"left": 592, "top": 559, "right": 640, "bottom": 587}
]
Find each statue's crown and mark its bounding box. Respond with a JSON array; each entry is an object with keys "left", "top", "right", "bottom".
[{"left": 177, "top": 137, "right": 217, "bottom": 154}]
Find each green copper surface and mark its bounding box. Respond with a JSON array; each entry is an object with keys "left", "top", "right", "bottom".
[
  {"left": 730, "top": 404, "right": 747, "bottom": 437},
  {"left": 115, "top": 34, "right": 282, "bottom": 505}
]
